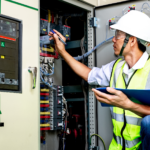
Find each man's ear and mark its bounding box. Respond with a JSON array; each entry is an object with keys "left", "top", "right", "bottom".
[{"left": 130, "top": 36, "right": 137, "bottom": 47}]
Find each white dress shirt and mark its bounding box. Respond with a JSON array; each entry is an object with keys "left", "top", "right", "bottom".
[{"left": 88, "top": 51, "right": 149, "bottom": 86}]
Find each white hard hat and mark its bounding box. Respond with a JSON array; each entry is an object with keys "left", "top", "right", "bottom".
[{"left": 110, "top": 10, "right": 150, "bottom": 47}]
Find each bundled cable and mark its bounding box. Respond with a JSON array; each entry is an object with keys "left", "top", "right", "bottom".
[
  {"left": 40, "top": 74, "right": 56, "bottom": 90},
  {"left": 58, "top": 97, "right": 68, "bottom": 150},
  {"left": 141, "top": 2, "right": 150, "bottom": 12},
  {"left": 62, "top": 96, "right": 68, "bottom": 150},
  {"left": 74, "top": 36, "right": 113, "bottom": 61},
  {"left": 40, "top": 66, "right": 54, "bottom": 76}
]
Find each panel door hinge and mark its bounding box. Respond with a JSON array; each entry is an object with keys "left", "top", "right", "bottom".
[{"left": 89, "top": 17, "right": 99, "bottom": 28}]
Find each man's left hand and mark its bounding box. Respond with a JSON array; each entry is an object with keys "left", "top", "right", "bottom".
[{"left": 92, "top": 87, "right": 131, "bottom": 109}]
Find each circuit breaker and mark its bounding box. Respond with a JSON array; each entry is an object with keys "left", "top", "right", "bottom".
[
  {"left": 40, "top": 19, "right": 48, "bottom": 35},
  {"left": 60, "top": 25, "right": 71, "bottom": 40},
  {"left": 40, "top": 84, "right": 64, "bottom": 131},
  {"left": 0, "top": 15, "right": 22, "bottom": 91},
  {"left": 40, "top": 20, "right": 71, "bottom": 41}
]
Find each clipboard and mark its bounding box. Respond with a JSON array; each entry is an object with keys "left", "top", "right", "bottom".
[{"left": 96, "top": 87, "right": 150, "bottom": 107}]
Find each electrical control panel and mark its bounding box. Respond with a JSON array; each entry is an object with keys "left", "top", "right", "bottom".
[
  {"left": 40, "top": 18, "right": 67, "bottom": 144},
  {"left": 40, "top": 3, "right": 87, "bottom": 149},
  {"left": 0, "top": 15, "right": 22, "bottom": 91},
  {"left": 40, "top": 21, "right": 71, "bottom": 41}
]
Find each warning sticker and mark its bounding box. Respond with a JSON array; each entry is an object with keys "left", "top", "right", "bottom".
[
  {"left": 132, "top": 4, "right": 136, "bottom": 7},
  {"left": 1, "top": 55, "right": 5, "bottom": 59}
]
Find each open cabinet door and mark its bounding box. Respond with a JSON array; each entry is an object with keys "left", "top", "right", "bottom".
[
  {"left": 79, "top": 0, "right": 98, "bottom": 6},
  {"left": 0, "top": 0, "right": 40, "bottom": 150},
  {"left": 94, "top": 0, "right": 149, "bottom": 150}
]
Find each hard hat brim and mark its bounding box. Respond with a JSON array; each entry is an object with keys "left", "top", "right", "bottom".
[{"left": 110, "top": 24, "right": 123, "bottom": 32}]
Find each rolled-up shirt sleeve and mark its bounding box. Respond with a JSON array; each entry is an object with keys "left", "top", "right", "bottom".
[{"left": 88, "top": 60, "right": 116, "bottom": 86}]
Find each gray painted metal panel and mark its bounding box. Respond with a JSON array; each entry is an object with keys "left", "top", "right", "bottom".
[
  {"left": 41, "top": 131, "right": 59, "bottom": 150},
  {"left": 95, "top": 0, "right": 149, "bottom": 150}
]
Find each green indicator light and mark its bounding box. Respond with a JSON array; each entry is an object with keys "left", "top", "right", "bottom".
[{"left": 1, "top": 42, "right": 5, "bottom": 47}]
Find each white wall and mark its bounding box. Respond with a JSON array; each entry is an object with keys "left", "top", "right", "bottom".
[
  {"left": 98, "top": 0, "right": 128, "bottom": 6},
  {"left": 79, "top": 0, "right": 128, "bottom": 6}
]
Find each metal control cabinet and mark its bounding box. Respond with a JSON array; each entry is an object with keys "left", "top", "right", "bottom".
[
  {"left": 0, "top": 1, "right": 149, "bottom": 150},
  {"left": 0, "top": 1, "right": 39, "bottom": 150},
  {"left": 0, "top": 15, "right": 22, "bottom": 91}
]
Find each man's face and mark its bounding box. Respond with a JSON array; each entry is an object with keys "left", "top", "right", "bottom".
[{"left": 112, "top": 30, "right": 126, "bottom": 56}]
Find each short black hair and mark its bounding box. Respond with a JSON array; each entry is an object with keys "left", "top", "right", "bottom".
[{"left": 138, "top": 42, "right": 146, "bottom": 52}]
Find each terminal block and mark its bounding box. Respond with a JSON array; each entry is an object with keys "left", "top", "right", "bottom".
[
  {"left": 109, "top": 20, "right": 116, "bottom": 29},
  {"left": 49, "top": 85, "right": 64, "bottom": 116},
  {"left": 49, "top": 86, "right": 64, "bottom": 130},
  {"left": 49, "top": 106, "right": 62, "bottom": 119},
  {"left": 49, "top": 118, "right": 64, "bottom": 130},
  {"left": 129, "top": 6, "right": 135, "bottom": 11},
  {"left": 40, "top": 85, "right": 64, "bottom": 131}
]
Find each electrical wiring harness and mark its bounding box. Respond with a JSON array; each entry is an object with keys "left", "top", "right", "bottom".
[
  {"left": 74, "top": 36, "right": 114, "bottom": 61},
  {"left": 40, "top": 62, "right": 55, "bottom": 89}
]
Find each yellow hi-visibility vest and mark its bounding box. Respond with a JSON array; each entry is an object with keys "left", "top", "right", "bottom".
[{"left": 109, "top": 57, "right": 150, "bottom": 150}]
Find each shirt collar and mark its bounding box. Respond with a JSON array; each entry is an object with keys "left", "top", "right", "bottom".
[{"left": 123, "top": 51, "right": 149, "bottom": 75}]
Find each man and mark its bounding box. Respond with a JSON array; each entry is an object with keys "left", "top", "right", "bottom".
[{"left": 49, "top": 10, "right": 150, "bottom": 150}]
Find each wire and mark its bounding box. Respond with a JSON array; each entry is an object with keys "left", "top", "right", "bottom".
[
  {"left": 80, "top": 36, "right": 85, "bottom": 63},
  {"left": 48, "top": 10, "right": 51, "bottom": 23},
  {"left": 40, "top": 66, "right": 54, "bottom": 76},
  {"left": 40, "top": 74, "right": 56, "bottom": 90},
  {"left": 62, "top": 96, "right": 67, "bottom": 150},
  {"left": 141, "top": 2, "right": 150, "bottom": 12},
  {"left": 105, "top": 19, "right": 111, "bottom": 40},
  {"left": 74, "top": 36, "right": 113, "bottom": 61},
  {"left": 122, "top": 6, "right": 128, "bottom": 15},
  {"left": 65, "top": 16, "right": 71, "bottom": 25},
  {"left": 52, "top": 12, "right": 54, "bottom": 23},
  {"left": 90, "top": 134, "right": 106, "bottom": 150}
]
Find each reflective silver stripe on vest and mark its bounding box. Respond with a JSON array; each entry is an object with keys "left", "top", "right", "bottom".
[
  {"left": 126, "top": 116, "right": 142, "bottom": 126},
  {"left": 113, "top": 133, "right": 141, "bottom": 148},
  {"left": 111, "top": 111, "right": 124, "bottom": 122},
  {"left": 111, "top": 111, "right": 142, "bottom": 126},
  {"left": 145, "top": 70, "right": 150, "bottom": 89},
  {"left": 112, "top": 59, "right": 125, "bottom": 88}
]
